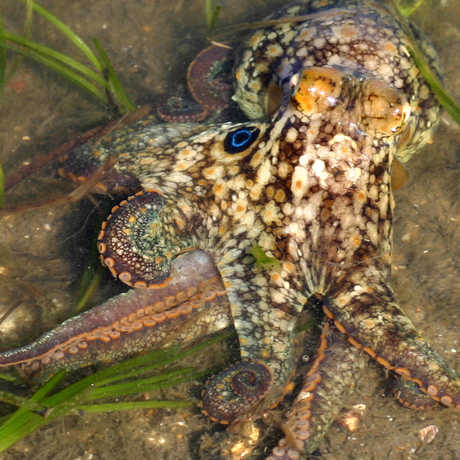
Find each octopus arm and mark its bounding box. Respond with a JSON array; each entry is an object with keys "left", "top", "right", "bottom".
[
  {"left": 323, "top": 267, "right": 460, "bottom": 409},
  {"left": 0, "top": 250, "right": 230, "bottom": 381},
  {"left": 268, "top": 322, "right": 367, "bottom": 459}
]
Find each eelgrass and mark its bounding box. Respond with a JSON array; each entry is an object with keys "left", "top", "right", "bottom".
[
  {"left": 0, "top": 0, "right": 135, "bottom": 113},
  {"left": 0, "top": 329, "right": 234, "bottom": 453},
  {"left": 392, "top": 0, "right": 460, "bottom": 124},
  {"left": 396, "top": 0, "right": 426, "bottom": 17},
  {"left": 205, "top": 0, "right": 222, "bottom": 31}
]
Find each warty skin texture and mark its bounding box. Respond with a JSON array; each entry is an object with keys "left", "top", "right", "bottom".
[{"left": 0, "top": 1, "right": 458, "bottom": 458}]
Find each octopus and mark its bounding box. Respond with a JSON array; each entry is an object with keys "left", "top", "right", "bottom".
[{"left": 0, "top": 0, "right": 459, "bottom": 458}]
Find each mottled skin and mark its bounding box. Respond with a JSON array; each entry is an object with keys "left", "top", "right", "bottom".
[{"left": 1, "top": 0, "right": 459, "bottom": 458}]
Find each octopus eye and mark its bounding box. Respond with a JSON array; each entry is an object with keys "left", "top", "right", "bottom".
[
  {"left": 361, "top": 80, "right": 410, "bottom": 134},
  {"left": 291, "top": 66, "right": 343, "bottom": 114},
  {"left": 224, "top": 127, "right": 260, "bottom": 154}
]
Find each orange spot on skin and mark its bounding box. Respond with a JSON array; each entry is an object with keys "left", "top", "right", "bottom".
[
  {"left": 213, "top": 183, "right": 225, "bottom": 196},
  {"left": 351, "top": 234, "right": 361, "bottom": 247},
  {"left": 357, "top": 190, "right": 367, "bottom": 202},
  {"left": 383, "top": 42, "right": 397, "bottom": 54},
  {"left": 340, "top": 24, "right": 358, "bottom": 38}
]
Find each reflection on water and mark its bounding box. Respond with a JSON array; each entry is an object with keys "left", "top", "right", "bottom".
[{"left": 0, "top": 1, "right": 458, "bottom": 459}]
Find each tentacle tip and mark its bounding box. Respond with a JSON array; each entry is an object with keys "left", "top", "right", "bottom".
[{"left": 202, "top": 360, "right": 273, "bottom": 424}]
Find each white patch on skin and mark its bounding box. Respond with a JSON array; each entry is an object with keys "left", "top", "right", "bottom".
[
  {"left": 285, "top": 127, "right": 298, "bottom": 143},
  {"left": 261, "top": 200, "right": 281, "bottom": 225},
  {"left": 313, "top": 37, "right": 326, "bottom": 48},
  {"left": 258, "top": 232, "right": 276, "bottom": 251},
  {"left": 291, "top": 166, "right": 311, "bottom": 199},
  {"left": 278, "top": 161, "right": 291, "bottom": 179},
  {"left": 368, "top": 184, "right": 379, "bottom": 201},
  {"left": 328, "top": 54, "right": 342, "bottom": 66},
  {"left": 310, "top": 221, "right": 321, "bottom": 249},
  {"left": 346, "top": 167, "right": 361, "bottom": 183},
  {"left": 296, "top": 46, "right": 308, "bottom": 57},
  {"left": 256, "top": 159, "right": 273, "bottom": 187},
  {"left": 270, "top": 289, "right": 287, "bottom": 305},
  {"left": 378, "top": 192, "right": 389, "bottom": 219},
  {"left": 202, "top": 165, "right": 224, "bottom": 180},
  {"left": 379, "top": 63, "right": 393, "bottom": 79},
  {"left": 366, "top": 221, "right": 379, "bottom": 246},
  {"left": 312, "top": 159, "right": 331, "bottom": 188},
  {"left": 296, "top": 192, "right": 323, "bottom": 223}
]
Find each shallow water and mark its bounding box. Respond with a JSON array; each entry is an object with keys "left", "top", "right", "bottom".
[{"left": 0, "top": 0, "right": 459, "bottom": 459}]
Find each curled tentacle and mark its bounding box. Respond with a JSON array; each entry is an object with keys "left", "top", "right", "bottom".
[
  {"left": 98, "top": 190, "right": 196, "bottom": 288},
  {"left": 202, "top": 359, "right": 273, "bottom": 424},
  {"left": 157, "top": 44, "right": 232, "bottom": 123}
]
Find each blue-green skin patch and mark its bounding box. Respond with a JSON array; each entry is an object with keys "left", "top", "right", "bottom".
[{"left": 1, "top": 1, "right": 459, "bottom": 458}]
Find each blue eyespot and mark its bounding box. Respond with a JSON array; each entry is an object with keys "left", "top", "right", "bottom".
[{"left": 224, "top": 127, "right": 260, "bottom": 154}]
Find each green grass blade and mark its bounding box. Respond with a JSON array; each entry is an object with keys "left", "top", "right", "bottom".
[
  {"left": 1, "top": 42, "right": 109, "bottom": 104},
  {"left": 0, "top": 331, "right": 233, "bottom": 451},
  {"left": 74, "top": 399, "right": 192, "bottom": 413},
  {"left": 0, "top": 372, "right": 18, "bottom": 383},
  {"left": 3, "top": 31, "right": 107, "bottom": 87},
  {"left": 18, "top": 0, "right": 103, "bottom": 72},
  {"left": 74, "top": 267, "right": 102, "bottom": 313},
  {"left": 408, "top": 47, "right": 460, "bottom": 124},
  {"left": 0, "top": 391, "right": 45, "bottom": 411},
  {"left": 41, "top": 347, "right": 184, "bottom": 408},
  {"left": 29, "top": 371, "right": 67, "bottom": 403},
  {"left": 0, "top": 410, "right": 44, "bottom": 452},
  {"left": 396, "top": 0, "right": 426, "bottom": 16},
  {"left": 205, "top": 0, "right": 222, "bottom": 31},
  {"left": 82, "top": 368, "right": 202, "bottom": 401},
  {"left": 391, "top": 1, "right": 460, "bottom": 125},
  {"left": 92, "top": 38, "right": 136, "bottom": 113},
  {"left": 0, "top": 371, "right": 66, "bottom": 453}
]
